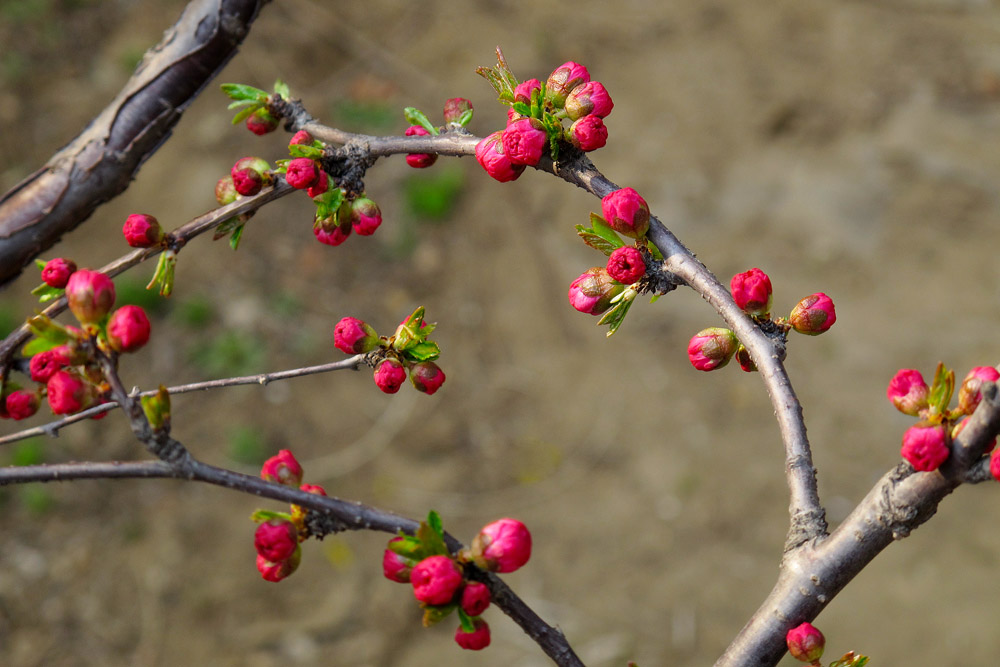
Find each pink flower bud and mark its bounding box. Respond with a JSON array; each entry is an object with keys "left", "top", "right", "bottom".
[
  {"left": 606, "top": 246, "right": 646, "bottom": 285},
  {"left": 285, "top": 158, "right": 319, "bottom": 189},
  {"left": 502, "top": 118, "right": 548, "bottom": 166},
  {"left": 245, "top": 107, "right": 279, "bottom": 135},
  {"left": 334, "top": 316, "right": 379, "bottom": 354},
  {"left": 789, "top": 293, "right": 837, "bottom": 335},
  {"left": 65, "top": 269, "right": 116, "bottom": 324},
  {"left": 472, "top": 518, "right": 532, "bottom": 573},
  {"left": 475, "top": 131, "right": 526, "bottom": 183},
  {"left": 230, "top": 157, "right": 271, "bottom": 197},
  {"left": 409, "top": 361, "right": 446, "bottom": 395},
  {"left": 460, "top": 581, "right": 491, "bottom": 616},
  {"left": 957, "top": 366, "right": 1000, "bottom": 415},
  {"left": 601, "top": 187, "right": 650, "bottom": 239},
  {"left": 545, "top": 61, "right": 591, "bottom": 107},
  {"left": 29, "top": 346, "right": 72, "bottom": 383},
  {"left": 410, "top": 555, "right": 463, "bottom": 605},
  {"left": 736, "top": 344, "right": 757, "bottom": 372},
  {"left": 41, "top": 258, "right": 76, "bottom": 288},
  {"left": 886, "top": 369, "right": 930, "bottom": 416},
  {"left": 687, "top": 327, "right": 739, "bottom": 371},
  {"left": 6, "top": 390, "right": 39, "bottom": 421},
  {"left": 374, "top": 358, "right": 407, "bottom": 394},
  {"left": 307, "top": 170, "right": 329, "bottom": 198},
  {"left": 256, "top": 547, "right": 301, "bottom": 582},
  {"left": 568, "top": 114, "right": 608, "bottom": 152},
  {"left": 215, "top": 176, "right": 238, "bottom": 205},
  {"left": 383, "top": 536, "right": 417, "bottom": 583},
  {"left": 122, "top": 214, "right": 164, "bottom": 248},
  {"left": 300, "top": 483, "right": 327, "bottom": 496},
  {"left": 350, "top": 196, "right": 382, "bottom": 236},
  {"left": 443, "top": 97, "right": 473, "bottom": 125},
  {"left": 261, "top": 449, "right": 304, "bottom": 487},
  {"left": 513, "top": 78, "right": 541, "bottom": 105},
  {"left": 46, "top": 370, "right": 95, "bottom": 415},
  {"left": 901, "top": 423, "right": 950, "bottom": 472},
  {"left": 565, "top": 81, "right": 614, "bottom": 120},
  {"left": 990, "top": 448, "right": 1000, "bottom": 482},
  {"left": 289, "top": 130, "right": 313, "bottom": 146},
  {"left": 107, "top": 305, "right": 151, "bottom": 353},
  {"left": 786, "top": 622, "right": 825, "bottom": 663},
  {"left": 404, "top": 125, "right": 438, "bottom": 168},
  {"left": 254, "top": 519, "right": 299, "bottom": 562},
  {"left": 730, "top": 268, "right": 773, "bottom": 317},
  {"left": 507, "top": 107, "right": 525, "bottom": 124},
  {"left": 568, "top": 266, "right": 625, "bottom": 316},
  {"left": 313, "top": 211, "right": 352, "bottom": 247},
  {"left": 455, "top": 618, "right": 491, "bottom": 651}
]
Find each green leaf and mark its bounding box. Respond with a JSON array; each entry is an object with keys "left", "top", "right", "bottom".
[
  {"left": 589, "top": 213, "right": 626, "bottom": 248},
  {"left": 227, "top": 99, "right": 258, "bottom": 110},
  {"left": 230, "top": 105, "right": 259, "bottom": 126},
  {"left": 403, "top": 107, "right": 439, "bottom": 136},
  {"left": 26, "top": 314, "right": 71, "bottom": 344},
  {"left": 140, "top": 385, "right": 171, "bottom": 432},
  {"left": 403, "top": 341, "right": 440, "bottom": 363},
  {"left": 228, "top": 223, "right": 246, "bottom": 251},
  {"left": 575, "top": 228, "right": 620, "bottom": 256},
  {"left": 220, "top": 83, "right": 268, "bottom": 102},
  {"left": 416, "top": 518, "right": 449, "bottom": 557},
  {"left": 427, "top": 510, "right": 444, "bottom": 538},
  {"left": 250, "top": 509, "right": 293, "bottom": 524},
  {"left": 457, "top": 608, "right": 476, "bottom": 633},
  {"left": 512, "top": 101, "right": 530, "bottom": 117},
  {"left": 30, "top": 283, "right": 64, "bottom": 303},
  {"left": 457, "top": 108, "right": 474, "bottom": 127},
  {"left": 927, "top": 362, "right": 955, "bottom": 415},
  {"left": 22, "top": 336, "right": 60, "bottom": 356},
  {"left": 34, "top": 259, "right": 47, "bottom": 271},
  {"left": 388, "top": 535, "right": 424, "bottom": 559},
  {"left": 597, "top": 290, "right": 636, "bottom": 337},
  {"left": 288, "top": 144, "right": 325, "bottom": 160},
  {"left": 422, "top": 603, "right": 456, "bottom": 627},
  {"left": 272, "top": 79, "right": 291, "bottom": 99}
]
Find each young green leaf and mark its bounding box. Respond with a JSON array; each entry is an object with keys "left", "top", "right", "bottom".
[
  {"left": 231, "top": 105, "right": 260, "bottom": 126},
  {"left": 575, "top": 227, "right": 620, "bottom": 256},
  {"left": 272, "top": 79, "right": 291, "bottom": 99},
  {"left": 403, "top": 341, "right": 441, "bottom": 363},
  {"left": 228, "top": 223, "right": 246, "bottom": 251},
  {"left": 288, "top": 144, "right": 325, "bottom": 160},
  {"left": 403, "top": 107, "right": 439, "bottom": 135},
  {"left": 457, "top": 608, "right": 476, "bottom": 633},
  {"left": 416, "top": 518, "right": 449, "bottom": 557},
  {"left": 30, "top": 284, "right": 64, "bottom": 303},
  {"left": 220, "top": 83, "right": 268, "bottom": 102},
  {"left": 427, "top": 510, "right": 444, "bottom": 538},
  {"left": 22, "top": 336, "right": 61, "bottom": 356}
]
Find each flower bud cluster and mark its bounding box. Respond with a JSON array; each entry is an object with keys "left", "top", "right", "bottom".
[
  {"left": 252, "top": 449, "right": 328, "bottom": 582},
  {"left": 332, "top": 308, "right": 447, "bottom": 396},
  {"left": 686, "top": 268, "right": 837, "bottom": 373},
  {"left": 885, "top": 364, "right": 1000, "bottom": 474},
  {"left": 475, "top": 59, "right": 612, "bottom": 182},
  {"left": 382, "top": 513, "right": 532, "bottom": 652}
]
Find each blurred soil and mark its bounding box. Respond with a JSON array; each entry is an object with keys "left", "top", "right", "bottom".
[{"left": 3, "top": 1, "right": 1000, "bottom": 665}]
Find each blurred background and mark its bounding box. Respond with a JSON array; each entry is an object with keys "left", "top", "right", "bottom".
[{"left": 2, "top": 0, "right": 1000, "bottom": 665}]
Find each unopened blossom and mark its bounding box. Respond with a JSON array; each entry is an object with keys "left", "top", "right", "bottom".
[
  {"left": 254, "top": 519, "right": 299, "bottom": 563},
  {"left": 736, "top": 345, "right": 757, "bottom": 373},
  {"left": 374, "top": 358, "right": 407, "bottom": 394},
  {"left": 6, "top": 390, "right": 39, "bottom": 421},
  {"left": 786, "top": 622, "right": 825, "bottom": 663},
  {"left": 471, "top": 518, "right": 532, "bottom": 573},
  {"left": 513, "top": 78, "right": 542, "bottom": 105},
  {"left": 460, "top": 581, "right": 491, "bottom": 616},
  {"left": 730, "top": 268, "right": 772, "bottom": 317},
  {"left": 568, "top": 266, "right": 624, "bottom": 316},
  {"left": 886, "top": 369, "right": 930, "bottom": 416},
  {"left": 107, "top": 305, "right": 151, "bottom": 353},
  {"left": 350, "top": 196, "right": 382, "bottom": 236},
  {"left": 568, "top": 114, "right": 608, "bottom": 152},
  {"left": 313, "top": 212, "right": 352, "bottom": 247},
  {"left": 382, "top": 537, "right": 417, "bottom": 583},
  {"left": 606, "top": 246, "right": 646, "bottom": 285},
  {"left": 990, "top": 448, "right": 1000, "bottom": 482},
  {"left": 404, "top": 125, "right": 438, "bottom": 169},
  {"left": 307, "top": 170, "right": 329, "bottom": 198},
  {"left": 41, "top": 258, "right": 76, "bottom": 288},
  {"left": 245, "top": 107, "right": 278, "bottom": 135},
  {"left": 957, "top": 366, "right": 1000, "bottom": 415},
  {"left": 285, "top": 158, "right": 319, "bottom": 189},
  {"left": 565, "top": 81, "right": 614, "bottom": 120},
  {"left": 46, "top": 371, "right": 94, "bottom": 415},
  {"left": 475, "top": 131, "right": 525, "bottom": 183},
  {"left": 901, "top": 423, "right": 950, "bottom": 472},
  {"left": 215, "top": 176, "right": 238, "bottom": 205},
  {"left": 545, "top": 61, "right": 590, "bottom": 107},
  {"left": 30, "top": 346, "right": 72, "bottom": 383},
  {"left": 409, "top": 361, "right": 446, "bottom": 395},
  {"left": 789, "top": 293, "right": 837, "bottom": 335},
  {"left": 65, "top": 269, "right": 116, "bottom": 324},
  {"left": 687, "top": 327, "right": 739, "bottom": 371},
  {"left": 601, "top": 187, "right": 650, "bottom": 239},
  {"left": 122, "top": 214, "right": 164, "bottom": 248},
  {"left": 455, "top": 618, "right": 491, "bottom": 651},
  {"left": 230, "top": 157, "right": 271, "bottom": 196},
  {"left": 502, "top": 118, "right": 548, "bottom": 166},
  {"left": 261, "top": 449, "right": 303, "bottom": 487},
  {"left": 288, "top": 130, "right": 313, "bottom": 146},
  {"left": 333, "top": 316, "right": 379, "bottom": 355},
  {"left": 256, "top": 547, "right": 301, "bottom": 583},
  {"left": 443, "top": 97, "right": 473, "bottom": 125},
  {"left": 410, "top": 555, "right": 463, "bottom": 605}
]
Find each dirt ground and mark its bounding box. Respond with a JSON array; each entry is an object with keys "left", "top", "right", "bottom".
[{"left": 3, "top": 1, "right": 1000, "bottom": 665}]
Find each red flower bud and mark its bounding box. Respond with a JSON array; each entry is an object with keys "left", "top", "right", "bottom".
[
  {"left": 565, "top": 81, "right": 614, "bottom": 120},
  {"left": 215, "top": 176, "right": 238, "bottom": 205},
  {"left": 443, "top": 97, "right": 473, "bottom": 125},
  {"left": 471, "top": 518, "right": 532, "bottom": 573},
  {"left": 307, "top": 170, "right": 329, "bottom": 198},
  {"left": 455, "top": 618, "right": 491, "bottom": 651},
  {"left": 6, "top": 390, "right": 40, "bottom": 421},
  {"left": 409, "top": 361, "right": 446, "bottom": 395},
  {"left": 460, "top": 581, "right": 491, "bottom": 616},
  {"left": 475, "top": 131, "right": 525, "bottom": 183},
  {"left": 568, "top": 266, "right": 624, "bottom": 315},
  {"left": 502, "top": 118, "right": 548, "bottom": 166},
  {"left": 122, "top": 214, "right": 164, "bottom": 248},
  {"left": 334, "top": 316, "right": 379, "bottom": 354},
  {"left": 285, "top": 158, "right": 319, "bottom": 189},
  {"left": 886, "top": 369, "right": 930, "bottom": 416},
  {"left": 545, "top": 61, "right": 591, "bottom": 107},
  {"left": 374, "top": 358, "right": 407, "bottom": 394},
  {"left": 687, "top": 327, "right": 739, "bottom": 371},
  {"left": 299, "top": 483, "right": 327, "bottom": 496},
  {"left": 313, "top": 210, "right": 352, "bottom": 247},
  {"left": 289, "top": 130, "right": 313, "bottom": 146},
  {"left": 901, "top": 423, "right": 950, "bottom": 472},
  {"left": 65, "top": 269, "right": 116, "bottom": 324},
  {"left": 736, "top": 344, "right": 757, "bottom": 372},
  {"left": 382, "top": 536, "right": 417, "bottom": 583},
  {"left": 568, "top": 114, "right": 608, "bottom": 152},
  {"left": 107, "top": 305, "right": 151, "bottom": 353},
  {"left": 29, "top": 346, "right": 72, "bottom": 383},
  {"left": 230, "top": 157, "right": 271, "bottom": 197},
  {"left": 46, "top": 370, "right": 95, "bottom": 415},
  {"left": 789, "top": 293, "right": 836, "bottom": 335},
  {"left": 245, "top": 107, "right": 278, "bottom": 135},
  {"left": 513, "top": 78, "right": 541, "bottom": 105},
  {"left": 254, "top": 519, "right": 299, "bottom": 563},
  {"left": 730, "top": 268, "right": 773, "bottom": 317},
  {"left": 350, "top": 196, "right": 382, "bottom": 236},
  {"left": 786, "top": 622, "right": 825, "bottom": 663},
  {"left": 256, "top": 547, "right": 301, "bottom": 582},
  {"left": 601, "top": 187, "right": 650, "bottom": 239},
  {"left": 41, "top": 258, "right": 76, "bottom": 288},
  {"left": 957, "top": 366, "right": 1000, "bottom": 415},
  {"left": 404, "top": 125, "right": 438, "bottom": 169},
  {"left": 606, "top": 246, "right": 646, "bottom": 285},
  {"left": 990, "top": 448, "right": 1000, "bottom": 482},
  {"left": 261, "top": 449, "right": 303, "bottom": 487},
  {"left": 410, "top": 555, "right": 463, "bottom": 605}
]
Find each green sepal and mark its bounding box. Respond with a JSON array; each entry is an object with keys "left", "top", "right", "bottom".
[
  {"left": 403, "top": 107, "right": 439, "bottom": 136},
  {"left": 272, "top": 79, "right": 291, "bottom": 99},
  {"left": 456, "top": 608, "right": 476, "bottom": 633},
  {"left": 22, "top": 336, "right": 61, "bottom": 356},
  {"left": 230, "top": 105, "right": 260, "bottom": 126},
  {"left": 288, "top": 144, "right": 325, "bottom": 160},
  {"left": 403, "top": 341, "right": 441, "bottom": 363},
  {"left": 422, "top": 602, "right": 456, "bottom": 628},
  {"left": 388, "top": 534, "right": 425, "bottom": 559},
  {"left": 220, "top": 83, "right": 269, "bottom": 103},
  {"left": 140, "top": 385, "right": 171, "bottom": 432},
  {"left": 456, "top": 108, "right": 474, "bottom": 127},
  {"left": 598, "top": 288, "right": 637, "bottom": 337},
  {"left": 250, "top": 509, "right": 294, "bottom": 524},
  {"left": 927, "top": 362, "right": 955, "bottom": 416},
  {"left": 146, "top": 250, "right": 177, "bottom": 298},
  {"left": 416, "top": 514, "right": 449, "bottom": 557},
  {"left": 512, "top": 101, "right": 531, "bottom": 117},
  {"left": 31, "top": 283, "right": 64, "bottom": 303}
]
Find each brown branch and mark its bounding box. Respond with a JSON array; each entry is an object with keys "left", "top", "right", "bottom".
[{"left": 0, "top": 0, "right": 269, "bottom": 287}]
